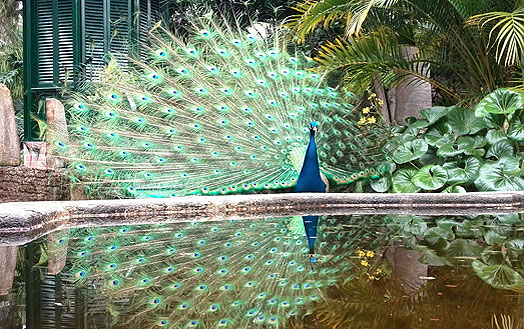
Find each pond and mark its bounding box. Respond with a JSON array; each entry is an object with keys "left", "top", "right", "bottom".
[{"left": 1, "top": 212, "right": 523, "bottom": 329}]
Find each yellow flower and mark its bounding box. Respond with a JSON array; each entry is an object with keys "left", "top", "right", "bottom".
[
  {"left": 358, "top": 117, "right": 367, "bottom": 125},
  {"left": 362, "top": 107, "right": 370, "bottom": 114},
  {"left": 369, "top": 275, "right": 375, "bottom": 280},
  {"left": 375, "top": 268, "right": 382, "bottom": 274},
  {"left": 360, "top": 260, "right": 369, "bottom": 266},
  {"left": 377, "top": 99, "right": 384, "bottom": 105},
  {"left": 357, "top": 250, "right": 366, "bottom": 258},
  {"left": 366, "top": 251, "right": 374, "bottom": 258},
  {"left": 367, "top": 116, "right": 376, "bottom": 124}
]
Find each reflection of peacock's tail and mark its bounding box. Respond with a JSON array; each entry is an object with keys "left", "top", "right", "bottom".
[
  {"left": 58, "top": 216, "right": 381, "bottom": 328},
  {"left": 50, "top": 13, "right": 386, "bottom": 198}
]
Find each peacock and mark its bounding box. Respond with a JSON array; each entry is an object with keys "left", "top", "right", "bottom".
[
  {"left": 60, "top": 214, "right": 386, "bottom": 328},
  {"left": 46, "top": 11, "right": 387, "bottom": 328},
  {"left": 51, "top": 12, "right": 386, "bottom": 200}
]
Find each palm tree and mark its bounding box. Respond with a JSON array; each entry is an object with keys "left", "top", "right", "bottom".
[{"left": 285, "top": 0, "right": 523, "bottom": 123}]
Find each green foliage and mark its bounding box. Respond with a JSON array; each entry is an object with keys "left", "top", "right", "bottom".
[
  {"left": 287, "top": 0, "right": 522, "bottom": 105},
  {"left": 391, "top": 213, "right": 524, "bottom": 291},
  {"left": 375, "top": 88, "right": 524, "bottom": 193},
  {"left": 0, "top": 1, "right": 23, "bottom": 140},
  {"left": 0, "top": 1, "right": 23, "bottom": 101}
]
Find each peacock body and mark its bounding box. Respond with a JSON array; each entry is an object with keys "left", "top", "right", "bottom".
[
  {"left": 63, "top": 215, "right": 374, "bottom": 328},
  {"left": 50, "top": 13, "right": 385, "bottom": 199}
]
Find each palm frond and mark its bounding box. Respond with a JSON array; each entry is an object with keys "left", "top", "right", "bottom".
[
  {"left": 286, "top": 0, "right": 398, "bottom": 43},
  {"left": 467, "top": 7, "right": 524, "bottom": 66},
  {"left": 447, "top": 0, "right": 498, "bottom": 20},
  {"left": 313, "top": 29, "right": 458, "bottom": 99}
]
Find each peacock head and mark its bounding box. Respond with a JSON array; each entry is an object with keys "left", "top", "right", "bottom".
[{"left": 309, "top": 121, "right": 318, "bottom": 133}]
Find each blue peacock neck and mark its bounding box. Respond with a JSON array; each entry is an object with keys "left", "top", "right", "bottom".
[
  {"left": 293, "top": 122, "right": 326, "bottom": 263},
  {"left": 293, "top": 122, "right": 326, "bottom": 193}
]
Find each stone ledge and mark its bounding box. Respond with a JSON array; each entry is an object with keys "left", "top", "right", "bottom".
[{"left": 0, "top": 191, "right": 522, "bottom": 246}]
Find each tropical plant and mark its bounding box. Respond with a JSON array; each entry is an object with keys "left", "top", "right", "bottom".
[
  {"left": 0, "top": 1, "right": 23, "bottom": 97},
  {"left": 392, "top": 212, "right": 524, "bottom": 291},
  {"left": 371, "top": 88, "right": 524, "bottom": 193},
  {"left": 0, "top": 0, "right": 23, "bottom": 139},
  {"left": 286, "top": 0, "right": 524, "bottom": 108}
]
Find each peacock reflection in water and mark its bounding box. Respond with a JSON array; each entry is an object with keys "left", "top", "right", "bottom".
[
  {"left": 30, "top": 213, "right": 524, "bottom": 329},
  {"left": 61, "top": 215, "right": 385, "bottom": 329}
]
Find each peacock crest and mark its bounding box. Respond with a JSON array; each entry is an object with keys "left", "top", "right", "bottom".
[{"left": 50, "top": 12, "right": 386, "bottom": 198}]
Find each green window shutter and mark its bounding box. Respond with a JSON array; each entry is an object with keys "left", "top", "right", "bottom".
[
  {"left": 84, "top": 0, "right": 131, "bottom": 75},
  {"left": 84, "top": 0, "right": 106, "bottom": 76},
  {"left": 37, "top": 0, "right": 54, "bottom": 84},
  {"left": 36, "top": 0, "right": 73, "bottom": 85},
  {"left": 57, "top": 0, "right": 74, "bottom": 82},
  {"left": 109, "top": 0, "right": 131, "bottom": 66},
  {"left": 137, "top": 0, "right": 161, "bottom": 59}
]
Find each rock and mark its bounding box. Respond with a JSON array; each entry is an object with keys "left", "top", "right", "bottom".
[
  {"left": 0, "top": 246, "right": 17, "bottom": 295},
  {"left": 45, "top": 98, "right": 68, "bottom": 168},
  {"left": 0, "top": 84, "right": 21, "bottom": 166}
]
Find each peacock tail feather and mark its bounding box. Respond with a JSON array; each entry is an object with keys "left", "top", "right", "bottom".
[
  {"left": 61, "top": 215, "right": 379, "bottom": 328},
  {"left": 50, "top": 13, "right": 386, "bottom": 198}
]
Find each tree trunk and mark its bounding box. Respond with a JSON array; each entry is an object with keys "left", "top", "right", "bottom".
[
  {"left": 393, "top": 45, "right": 432, "bottom": 124},
  {"left": 373, "top": 46, "right": 432, "bottom": 126},
  {"left": 385, "top": 241, "right": 428, "bottom": 294}
]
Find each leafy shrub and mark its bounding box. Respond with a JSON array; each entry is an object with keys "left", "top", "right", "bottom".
[
  {"left": 394, "top": 213, "right": 524, "bottom": 290},
  {"left": 372, "top": 88, "right": 524, "bottom": 193}
]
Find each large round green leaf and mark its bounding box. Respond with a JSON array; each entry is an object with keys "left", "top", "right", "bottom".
[
  {"left": 474, "top": 161, "right": 524, "bottom": 191},
  {"left": 419, "top": 147, "right": 440, "bottom": 166},
  {"left": 445, "top": 239, "right": 481, "bottom": 260},
  {"left": 475, "top": 88, "right": 524, "bottom": 117},
  {"left": 486, "top": 139, "right": 514, "bottom": 159},
  {"left": 486, "top": 129, "right": 507, "bottom": 145},
  {"left": 459, "top": 136, "right": 486, "bottom": 157},
  {"left": 424, "top": 122, "right": 454, "bottom": 147},
  {"left": 497, "top": 156, "right": 521, "bottom": 172},
  {"left": 484, "top": 230, "right": 506, "bottom": 246},
  {"left": 412, "top": 165, "right": 448, "bottom": 190},
  {"left": 420, "top": 106, "right": 450, "bottom": 124},
  {"left": 447, "top": 106, "right": 486, "bottom": 135},
  {"left": 392, "top": 168, "right": 421, "bottom": 193},
  {"left": 423, "top": 227, "right": 454, "bottom": 249},
  {"left": 442, "top": 185, "right": 467, "bottom": 193},
  {"left": 391, "top": 139, "right": 428, "bottom": 164},
  {"left": 506, "top": 239, "right": 524, "bottom": 257},
  {"left": 437, "top": 142, "right": 463, "bottom": 157},
  {"left": 443, "top": 157, "right": 481, "bottom": 184},
  {"left": 370, "top": 176, "right": 391, "bottom": 192},
  {"left": 472, "top": 260, "right": 524, "bottom": 290},
  {"left": 507, "top": 120, "right": 524, "bottom": 142},
  {"left": 414, "top": 245, "right": 451, "bottom": 266}
]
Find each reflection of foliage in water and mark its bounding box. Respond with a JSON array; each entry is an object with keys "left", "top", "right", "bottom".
[
  {"left": 290, "top": 213, "right": 524, "bottom": 329},
  {"left": 295, "top": 267, "right": 520, "bottom": 329},
  {"left": 393, "top": 213, "right": 524, "bottom": 290}
]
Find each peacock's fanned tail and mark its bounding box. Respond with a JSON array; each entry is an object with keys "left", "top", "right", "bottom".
[
  {"left": 64, "top": 216, "right": 370, "bottom": 328},
  {"left": 52, "top": 14, "right": 385, "bottom": 198}
]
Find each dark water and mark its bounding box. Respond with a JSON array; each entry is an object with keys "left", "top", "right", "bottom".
[{"left": 1, "top": 213, "right": 523, "bottom": 329}]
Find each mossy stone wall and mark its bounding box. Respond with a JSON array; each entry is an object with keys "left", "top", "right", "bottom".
[{"left": 0, "top": 167, "right": 70, "bottom": 202}]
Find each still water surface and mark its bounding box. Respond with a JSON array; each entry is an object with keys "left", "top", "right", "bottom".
[{"left": 1, "top": 213, "right": 523, "bottom": 329}]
